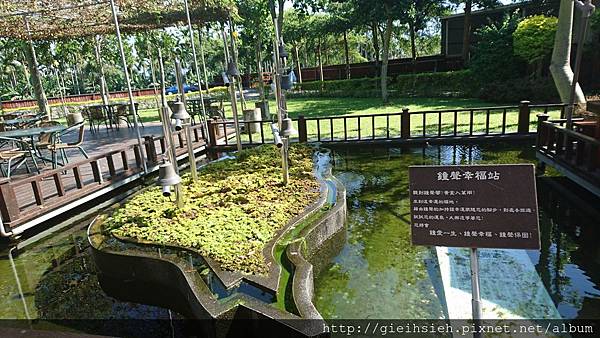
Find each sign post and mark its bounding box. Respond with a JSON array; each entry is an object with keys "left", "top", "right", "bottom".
[{"left": 409, "top": 164, "right": 540, "bottom": 331}]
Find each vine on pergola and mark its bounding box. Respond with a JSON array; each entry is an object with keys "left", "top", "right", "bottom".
[{"left": 0, "top": 0, "right": 236, "bottom": 41}]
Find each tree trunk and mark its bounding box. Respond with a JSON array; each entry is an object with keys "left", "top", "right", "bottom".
[
  {"left": 462, "top": 0, "right": 473, "bottom": 64},
  {"left": 372, "top": 22, "right": 380, "bottom": 77},
  {"left": 550, "top": 0, "right": 585, "bottom": 103},
  {"left": 295, "top": 45, "right": 303, "bottom": 83},
  {"left": 255, "top": 37, "right": 266, "bottom": 101},
  {"left": 318, "top": 40, "right": 324, "bottom": 82},
  {"left": 343, "top": 30, "right": 351, "bottom": 79},
  {"left": 94, "top": 35, "right": 109, "bottom": 106},
  {"left": 409, "top": 20, "right": 418, "bottom": 72},
  {"left": 22, "top": 40, "right": 50, "bottom": 118},
  {"left": 381, "top": 16, "right": 393, "bottom": 103}
]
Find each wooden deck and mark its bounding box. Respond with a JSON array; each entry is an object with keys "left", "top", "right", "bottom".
[
  {"left": 536, "top": 115, "right": 600, "bottom": 197},
  {"left": 0, "top": 123, "right": 209, "bottom": 233}
]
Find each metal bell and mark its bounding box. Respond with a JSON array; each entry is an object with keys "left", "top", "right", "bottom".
[
  {"left": 280, "top": 117, "right": 297, "bottom": 137},
  {"left": 226, "top": 61, "right": 240, "bottom": 77},
  {"left": 170, "top": 98, "right": 190, "bottom": 121},
  {"left": 157, "top": 161, "right": 181, "bottom": 187},
  {"left": 281, "top": 74, "right": 293, "bottom": 90},
  {"left": 278, "top": 43, "right": 288, "bottom": 59}
]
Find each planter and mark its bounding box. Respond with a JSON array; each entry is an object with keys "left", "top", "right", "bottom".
[{"left": 88, "top": 147, "right": 346, "bottom": 336}]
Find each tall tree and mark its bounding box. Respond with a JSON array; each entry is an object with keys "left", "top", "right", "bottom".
[{"left": 449, "top": 0, "right": 500, "bottom": 64}]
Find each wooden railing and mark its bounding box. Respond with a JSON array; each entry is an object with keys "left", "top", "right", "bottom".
[
  {"left": 207, "top": 102, "right": 567, "bottom": 147},
  {"left": 0, "top": 124, "right": 206, "bottom": 231},
  {"left": 536, "top": 115, "right": 600, "bottom": 184}
]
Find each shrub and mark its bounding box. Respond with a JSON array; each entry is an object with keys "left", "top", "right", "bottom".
[
  {"left": 470, "top": 14, "right": 526, "bottom": 84},
  {"left": 478, "top": 76, "right": 560, "bottom": 103},
  {"left": 513, "top": 15, "right": 558, "bottom": 64}
]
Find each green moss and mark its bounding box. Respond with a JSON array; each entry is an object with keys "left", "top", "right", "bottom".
[{"left": 106, "top": 144, "right": 321, "bottom": 275}]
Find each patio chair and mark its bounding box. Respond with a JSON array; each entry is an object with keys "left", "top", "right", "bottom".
[
  {"left": 45, "top": 119, "right": 88, "bottom": 169},
  {"left": 208, "top": 99, "right": 225, "bottom": 119},
  {"left": 0, "top": 137, "right": 39, "bottom": 178},
  {"left": 86, "top": 106, "right": 108, "bottom": 132},
  {"left": 115, "top": 103, "right": 144, "bottom": 129}
]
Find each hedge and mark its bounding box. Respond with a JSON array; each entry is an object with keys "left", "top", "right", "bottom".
[
  {"left": 286, "top": 70, "right": 559, "bottom": 103},
  {"left": 288, "top": 70, "right": 477, "bottom": 99}
]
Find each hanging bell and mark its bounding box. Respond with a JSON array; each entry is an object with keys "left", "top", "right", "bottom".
[
  {"left": 280, "top": 73, "right": 293, "bottom": 90},
  {"left": 170, "top": 98, "right": 190, "bottom": 121},
  {"left": 157, "top": 161, "right": 181, "bottom": 196},
  {"left": 226, "top": 61, "right": 240, "bottom": 77},
  {"left": 278, "top": 43, "right": 288, "bottom": 59},
  {"left": 280, "top": 117, "right": 297, "bottom": 137},
  {"left": 221, "top": 72, "right": 230, "bottom": 85}
]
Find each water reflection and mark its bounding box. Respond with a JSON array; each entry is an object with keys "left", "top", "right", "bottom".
[
  {"left": 315, "top": 143, "right": 600, "bottom": 320},
  {"left": 0, "top": 219, "right": 177, "bottom": 331}
]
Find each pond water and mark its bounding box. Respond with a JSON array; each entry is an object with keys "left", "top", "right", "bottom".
[
  {"left": 314, "top": 143, "right": 600, "bottom": 320},
  {"left": 0, "top": 142, "right": 599, "bottom": 335}
]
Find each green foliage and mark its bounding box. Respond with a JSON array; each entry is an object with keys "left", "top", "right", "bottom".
[
  {"left": 291, "top": 70, "right": 476, "bottom": 98},
  {"left": 478, "top": 76, "right": 559, "bottom": 102},
  {"left": 106, "top": 145, "right": 320, "bottom": 275},
  {"left": 469, "top": 13, "right": 526, "bottom": 84},
  {"left": 513, "top": 15, "right": 558, "bottom": 63}
]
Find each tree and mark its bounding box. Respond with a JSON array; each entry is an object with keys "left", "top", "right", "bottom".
[
  {"left": 402, "top": 1, "right": 449, "bottom": 63},
  {"left": 449, "top": 0, "right": 500, "bottom": 64},
  {"left": 237, "top": 0, "right": 272, "bottom": 101},
  {"left": 549, "top": 0, "right": 585, "bottom": 104},
  {"left": 513, "top": 15, "right": 558, "bottom": 78}
]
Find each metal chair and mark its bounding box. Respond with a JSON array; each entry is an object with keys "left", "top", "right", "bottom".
[
  {"left": 86, "top": 106, "right": 108, "bottom": 132},
  {"left": 45, "top": 120, "right": 88, "bottom": 169},
  {"left": 115, "top": 103, "right": 144, "bottom": 129},
  {"left": 0, "top": 136, "right": 39, "bottom": 178}
]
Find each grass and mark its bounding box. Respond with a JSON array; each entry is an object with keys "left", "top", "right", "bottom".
[
  {"left": 215, "top": 97, "right": 564, "bottom": 144},
  {"left": 48, "top": 96, "right": 563, "bottom": 143}
]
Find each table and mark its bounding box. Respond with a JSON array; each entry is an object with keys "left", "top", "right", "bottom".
[
  {"left": 0, "top": 125, "right": 67, "bottom": 176},
  {"left": 0, "top": 117, "right": 41, "bottom": 129}
]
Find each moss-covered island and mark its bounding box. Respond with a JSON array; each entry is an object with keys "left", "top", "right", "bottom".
[{"left": 105, "top": 145, "right": 321, "bottom": 275}]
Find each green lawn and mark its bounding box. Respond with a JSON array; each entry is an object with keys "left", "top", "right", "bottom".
[
  {"left": 214, "top": 97, "right": 562, "bottom": 144},
  {"left": 60, "top": 96, "right": 562, "bottom": 143}
]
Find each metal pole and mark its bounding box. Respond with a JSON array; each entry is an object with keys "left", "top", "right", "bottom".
[
  {"left": 158, "top": 50, "right": 183, "bottom": 208},
  {"left": 228, "top": 15, "right": 247, "bottom": 111},
  {"left": 183, "top": 0, "right": 210, "bottom": 145},
  {"left": 567, "top": 0, "right": 595, "bottom": 130},
  {"left": 9, "top": 247, "right": 31, "bottom": 321},
  {"left": 221, "top": 28, "right": 242, "bottom": 151},
  {"left": 109, "top": 0, "right": 147, "bottom": 173},
  {"left": 470, "top": 248, "right": 482, "bottom": 338},
  {"left": 175, "top": 58, "right": 198, "bottom": 181},
  {"left": 94, "top": 35, "right": 109, "bottom": 106},
  {"left": 197, "top": 26, "right": 211, "bottom": 95}
]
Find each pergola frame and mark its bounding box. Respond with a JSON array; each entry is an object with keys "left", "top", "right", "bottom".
[
  {"left": 0, "top": 0, "right": 234, "bottom": 172},
  {"left": 0, "top": 0, "right": 234, "bottom": 41}
]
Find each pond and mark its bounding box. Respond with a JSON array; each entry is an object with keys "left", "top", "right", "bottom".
[
  {"left": 314, "top": 143, "right": 600, "bottom": 320},
  {"left": 0, "top": 142, "right": 599, "bottom": 335}
]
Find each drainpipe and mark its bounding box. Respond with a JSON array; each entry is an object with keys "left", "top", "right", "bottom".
[{"left": 0, "top": 216, "right": 13, "bottom": 237}]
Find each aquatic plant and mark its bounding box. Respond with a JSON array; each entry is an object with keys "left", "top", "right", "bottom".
[{"left": 106, "top": 145, "right": 320, "bottom": 275}]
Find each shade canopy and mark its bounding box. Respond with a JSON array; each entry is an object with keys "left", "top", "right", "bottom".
[{"left": 0, "top": 0, "right": 235, "bottom": 41}]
